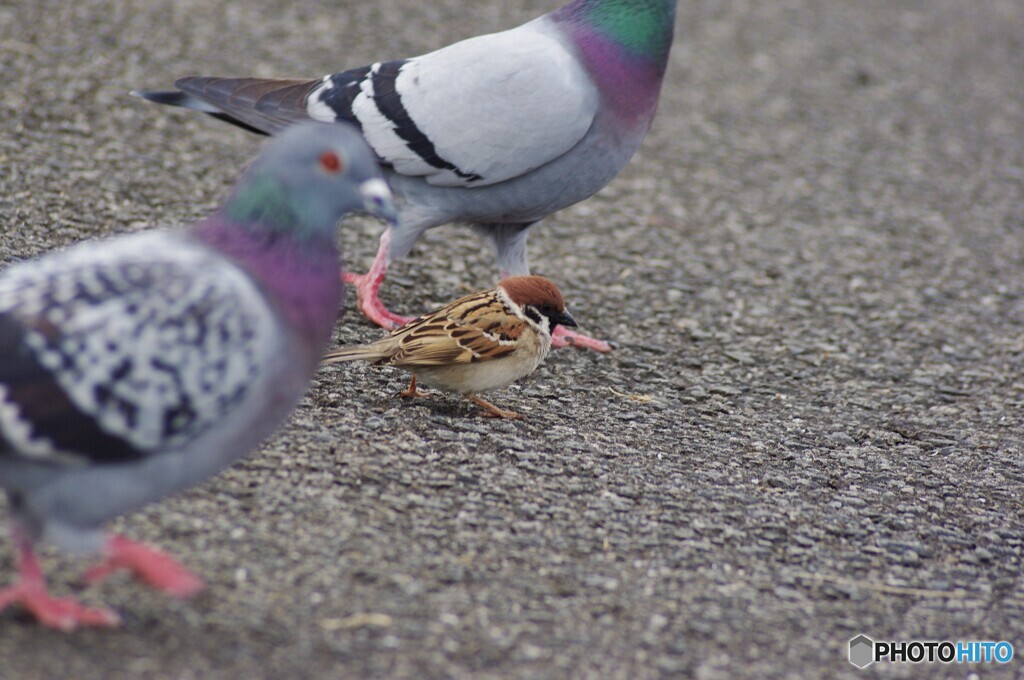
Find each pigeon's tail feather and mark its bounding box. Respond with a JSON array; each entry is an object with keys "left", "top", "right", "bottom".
[
  {"left": 133, "top": 77, "right": 321, "bottom": 136},
  {"left": 131, "top": 89, "right": 202, "bottom": 109}
]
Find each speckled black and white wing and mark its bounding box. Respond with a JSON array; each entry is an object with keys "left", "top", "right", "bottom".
[{"left": 0, "top": 231, "right": 280, "bottom": 466}]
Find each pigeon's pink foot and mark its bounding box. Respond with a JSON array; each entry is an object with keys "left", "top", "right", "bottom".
[
  {"left": 83, "top": 534, "right": 203, "bottom": 598},
  {"left": 342, "top": 228, "right": 414, "bottom": 330},
  {"left": 552, "top": 325, "right": 613, "bottom": 352},
  {"left": 0, "top": 534, "right": 119, "bottom": 630},
  {"left": 343, "top": 270, "right": 415, "bottom": 330},
  {"left": 0, "top": 582, "right": 121, "bottom": 631}
]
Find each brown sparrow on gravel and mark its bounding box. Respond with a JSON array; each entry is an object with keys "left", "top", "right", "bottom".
[{"left": 323, "top": 275, "right": 577, "bottom": 419}]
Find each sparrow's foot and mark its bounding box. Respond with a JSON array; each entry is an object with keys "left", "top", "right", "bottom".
[
  {"left": 470, "top": 395, "right": 522, "bottom": 420},
  {"left": 399, "top": 374, "right": 430, "bottom": 398},
  {"left": 0, "top": 535, "right": 119, "bottom": 630},
  {"left": 552, "top": 325, "right": 613, "bottom": 352},
  {"left": 83, "top": 534, "right": 203, "bottom": 598}
]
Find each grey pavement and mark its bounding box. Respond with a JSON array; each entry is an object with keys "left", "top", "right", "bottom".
[{"left": 0, "top": 0, "right": 1022, "bottom": 677}]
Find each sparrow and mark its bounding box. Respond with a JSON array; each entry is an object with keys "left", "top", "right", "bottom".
[
  {"left": 322, "top": 275, "right": 576, "bottom": 419},
  {"left": 0, "top": 122, "right": 396, "bottom": 630},
  {"left": 133, "top": 0, "right": 678, "bottom": 353}
]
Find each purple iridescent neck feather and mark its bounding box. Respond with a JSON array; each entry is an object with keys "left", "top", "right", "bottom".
[
  {"left": 191, "top": 215, "right": 342, "bottom": 348},
  {"left": 552, "top": 0, "right": 676, "bottom": 123}
]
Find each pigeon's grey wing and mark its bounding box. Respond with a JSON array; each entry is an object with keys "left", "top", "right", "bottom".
[
  {"left": 147, "top": 20, "right": 601, "bottom": 190},
  {"left": 0, "top": 232, "right": 279, "bottom": 467},
  {"left": 326, "top": 20, "right": 600, "bottom": 188}
]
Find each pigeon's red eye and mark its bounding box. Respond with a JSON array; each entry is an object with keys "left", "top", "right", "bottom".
[{"left": 319, "top": 151, "right": 343, "bottom": 174}]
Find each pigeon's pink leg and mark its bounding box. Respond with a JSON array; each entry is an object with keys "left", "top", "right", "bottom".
[
  {"left": 552, "top": 325, "right": 613, "bottom": 353},
  {"left": 83, "top": 534, "right": 203, "bottom": 598},
  {"left": 342, "top": 228, "right": 415, "bottom": 330},
  {"left": 0, "top": 528, "right": 119, "bottom": 630}
]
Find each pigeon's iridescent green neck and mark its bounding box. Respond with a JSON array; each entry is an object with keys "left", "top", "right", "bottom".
[
  {"left": 553, "top": 0, "right": 676, "bottom": 122},
  {"left": 192, "top": 204, "right": 341, "bottom": 347},
  {"left": 558, "top": 0, "right": 675, "bottom": 58},
  {"left": 226, "top": 176, "right": 306, "bottom": 237}
]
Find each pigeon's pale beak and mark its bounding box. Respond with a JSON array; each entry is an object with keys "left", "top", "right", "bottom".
[
  {"left": 360, "top": 178, "right": 398, "bottom": 226},
  {"left": 552, "top": 309, "right": 577, "bottom": 328}
]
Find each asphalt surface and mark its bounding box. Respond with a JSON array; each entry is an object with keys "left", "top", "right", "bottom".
[{"left": 1, "top": 0, "right": 1023, "bottom": 677}]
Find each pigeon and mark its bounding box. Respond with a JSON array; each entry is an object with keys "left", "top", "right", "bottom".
[
  {"left": 323, "top": 276, "right": 576, "bottom": 419},
  {"left": 0, "top": 122, "right": 397, "bottom": 630},
  {"left": 133, "top": 0, "right": 678, "bottom": 353}
]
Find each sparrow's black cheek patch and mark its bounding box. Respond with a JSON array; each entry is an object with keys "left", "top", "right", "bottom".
[{"left": 524, "top": 306, "right": 545, "bottom": 326}]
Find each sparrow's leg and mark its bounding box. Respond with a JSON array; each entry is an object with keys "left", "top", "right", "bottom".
[
  {"left": 398, "top": 374, "right": 429, "bottom": 398},
  {"left": 82, "top": 534, "right": 203, "bottom": 598},
  {"left": 342, "top": 228, "right": 415, "bottom": 329},
  {"left": 551, "top": 325, "right": 614, "bottom": 352},
  {"left": 470, "top": 395, "right": 522, "bottom": 420},
  {"left": 0, "top": 526, "right": 119, "bottom": 630}
]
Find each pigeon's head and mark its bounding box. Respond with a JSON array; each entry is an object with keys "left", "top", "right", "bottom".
[
  {"left": 228, "top": 121, "right": 397, "bottom": 239},
  {"left": 499, "top": 275, "right": 578, "bottom": 331}
]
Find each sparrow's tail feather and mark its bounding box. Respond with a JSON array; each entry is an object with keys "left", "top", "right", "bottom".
[{"left": 322, "top": 344, "right": 391, "bottom": 364}]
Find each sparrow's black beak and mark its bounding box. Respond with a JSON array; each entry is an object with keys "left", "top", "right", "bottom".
[{"left": 551, "top": 309, "right": 577, "bottom": 328}]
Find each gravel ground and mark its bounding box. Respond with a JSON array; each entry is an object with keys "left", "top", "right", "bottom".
[{"left": 1, "top": 0, "right": 1023, "bottom": 678}]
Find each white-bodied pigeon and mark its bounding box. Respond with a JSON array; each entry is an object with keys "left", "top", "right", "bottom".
[{"left": 134, "top": 0, "right": 678, "bottom": 353}]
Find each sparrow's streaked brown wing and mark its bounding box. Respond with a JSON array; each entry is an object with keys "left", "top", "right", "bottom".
[{"left": 383, "top": 290, "right": 527, "bottom": 367}]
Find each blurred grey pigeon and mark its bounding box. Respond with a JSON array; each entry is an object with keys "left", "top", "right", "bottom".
[
  {"left": 133, "top": 0, "right": 678, "bottom": 353},
  {"left": 0, "top": 122, "right": 396, "bottom": 630}
]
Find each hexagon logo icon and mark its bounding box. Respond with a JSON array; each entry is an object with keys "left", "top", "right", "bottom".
[{"left": 849, "top": 635, "right": 875, "bottom": 668}]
